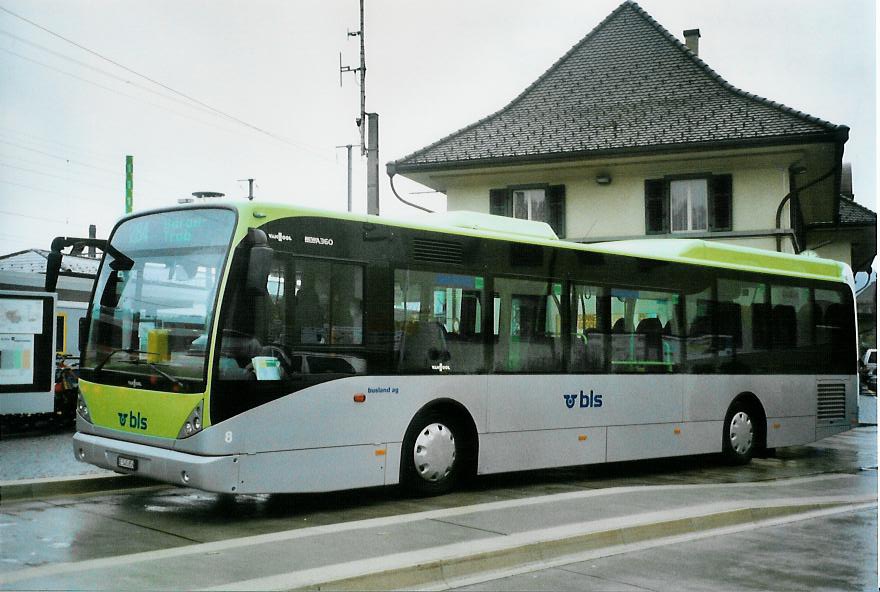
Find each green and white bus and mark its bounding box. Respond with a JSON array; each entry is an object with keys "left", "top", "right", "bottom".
[{"left": 73, "top": 202, "right": 858, "bottom": 494}]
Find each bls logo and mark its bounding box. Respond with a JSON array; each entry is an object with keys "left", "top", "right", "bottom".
[
  {"left": 563, "top": 390, "right": 603, "bottom": 409},
  {"left": 118, "top": 411, "right": 148, "bottom": 430}
]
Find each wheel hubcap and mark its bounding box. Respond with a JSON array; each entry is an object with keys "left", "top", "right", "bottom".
[
  {"left": 729, "top": 411, "right": 754, "bottom": 454},
  {"left": 413, "top": 423, "right": 456, "bottom": 482}
]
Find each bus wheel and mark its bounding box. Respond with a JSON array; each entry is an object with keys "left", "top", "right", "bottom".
[
  {"left": 401, "top": 409, "right": 462, "bottom": 495},
  {"left": 722, "top": 403, "right": 756, "bottom": 465}
]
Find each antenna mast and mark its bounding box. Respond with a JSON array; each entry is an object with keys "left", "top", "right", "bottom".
[{"left": 339, "top": 0, "right": 366, "bottom": 155}]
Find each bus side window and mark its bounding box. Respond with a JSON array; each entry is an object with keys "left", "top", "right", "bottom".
[
  {"left": 611, "top": 288, "right": 679, "bottom": 373},
  {"left": 394, "top": 269, "right": 485, "bottom": 373},
  {"left": 569, "top": 284, "right": 608, "bottom": 373},
  {"left": 716, "top": 279, "right": 768, "bottom": 373},
  {"left": 494, "top": 278, "right": 563, "bottom": 373},
  {"left": 291, "top": 260, "right": 363, "bottom": 346},
  {"left": 814, "top": 288, "right": 854, "bottom": 374}
]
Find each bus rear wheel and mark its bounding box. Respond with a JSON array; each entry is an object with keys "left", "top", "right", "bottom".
[
  {"left": 401, "top": 409, "right": 463, "bottom": 495},
  {"left": 722, "top": 403, "right": 756, "bottom": 465}
]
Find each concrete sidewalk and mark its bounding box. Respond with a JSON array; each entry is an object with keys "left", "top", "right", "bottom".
[{"left": 1, "top": 472, "right": 875, "bottom": 591}]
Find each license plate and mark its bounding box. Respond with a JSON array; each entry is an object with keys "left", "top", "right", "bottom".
[{"left": 117, "top": 455, "right": 138, "bottom": 471}]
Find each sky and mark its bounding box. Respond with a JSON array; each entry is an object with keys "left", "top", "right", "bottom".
[{"left": 0, "top": 0, "right": 876, "bottom": 264}]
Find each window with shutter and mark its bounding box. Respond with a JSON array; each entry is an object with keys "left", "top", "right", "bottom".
[
  {"left": 490, "top": 188, "right": 511, "bottom": 217},
  {"left": 547, "top": 185, "right": 566, "bottom": 238},
  {"left": 644, "top": 179, "right": 668, "bottom": 234},
  {"left": 645, "top": 175, "right": 732, "bottom": 235},
  {"left": 709, "top": 174, "right": 733, "bottom": 231},
  {"left": 488, "top": 185, "right": 565, "bottom": 237}
]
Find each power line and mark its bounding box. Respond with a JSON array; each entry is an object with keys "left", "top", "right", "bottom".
[
  {"left": 0, "top": 179, "right": 108, "bottom": 203},
  {"left": 0, "top": 124, "right": 120, "bottom": 162},
  {"left": 0, "top": 140, "right": 120, "bottom": 175},
  {"left": 0, "top": 142, "right": 179, "bottom": 191},
  {"left": 0, "top": 29, "right": 246, "bottom": 122},
  {"left": 0, "top": 161, "right": 120, "bottom": 191},
  {"left": 1, "top": 46, "right": 339, "bottom": 168},
  {"left": 0, "top": 5, "right": 337, "bottom": 162},
  {"left": 0, "top": 209, "right": 71, "bottom": 224},
  {"left": 0, "top": 134, "right": 190, "bottom": 191},
  {"left": 0, "top": 47, "right": 247, "bottom": 139}
]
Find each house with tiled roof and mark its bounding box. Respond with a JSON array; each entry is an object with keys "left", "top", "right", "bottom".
[
  {"left": 388, "top": 1, "right": 875, "bottom": 273},
  {"left": 0, "top": 248, "right": 98, "bottom": 303}
]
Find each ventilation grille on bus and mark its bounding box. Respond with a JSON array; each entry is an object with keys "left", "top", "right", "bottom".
[
  {"left": 816, "top": 382, "right": 846, "bottom": 422},
  {"left": 412, "top": 239, "right": 463, "bottom": 265}
]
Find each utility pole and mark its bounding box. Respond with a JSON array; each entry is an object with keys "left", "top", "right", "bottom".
[
  {"left": 340, "top": 0, "right": 379, "bottom": 215},
  {"left": 336, "top": 145, "right": 353, "bottom": 212},
  {"left": 366, "top": 113, "right": 379, "bottom": 215},
  {"left": 339, "top": 0, "right": 365, "bottom": 153}
]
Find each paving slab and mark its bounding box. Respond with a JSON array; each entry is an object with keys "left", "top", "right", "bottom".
[
  {"left": 0, "top": 471, "right": 874, "bottom": 591},
  {"left": 453, "top": 507, "right": 877, "bottom": 592}
]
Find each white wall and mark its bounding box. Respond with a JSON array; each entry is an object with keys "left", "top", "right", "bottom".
[{"left": 444, "top": 151, "right": 796, "bottom": 241}]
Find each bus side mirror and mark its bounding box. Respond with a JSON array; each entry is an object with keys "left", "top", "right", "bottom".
[{"left": 247, "top": 245, "right": 274, "bottom": 294}]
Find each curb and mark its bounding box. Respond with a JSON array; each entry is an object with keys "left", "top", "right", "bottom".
[
  {"left": 0, "top": 473, "right": 162, "bottom": 503},
  {"left": 209, "top": 498, "right": 877, "bottom": 590},
  {"left": 276, "top": 503, "right": 872, "bottom": 590}
]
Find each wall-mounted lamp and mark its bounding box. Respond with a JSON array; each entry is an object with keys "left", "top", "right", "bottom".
[{"left": 595, "top": 174, "right": 612, "bottom": 185}]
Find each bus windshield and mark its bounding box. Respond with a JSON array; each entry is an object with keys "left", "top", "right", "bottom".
[{"left": 82, "top": 208, "right": 235, "bottom": 392}]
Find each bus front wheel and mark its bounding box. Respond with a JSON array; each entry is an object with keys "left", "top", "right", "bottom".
[
  {"left": 401, "top": 409, "right": 463, "bottom": 495},
  {"left": 722, "top": 403, "right": 756, "bottom": 465}
]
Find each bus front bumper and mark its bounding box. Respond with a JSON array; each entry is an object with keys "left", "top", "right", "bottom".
[{"left": 72, "top": 432, "right": 242, "bottom": 493}]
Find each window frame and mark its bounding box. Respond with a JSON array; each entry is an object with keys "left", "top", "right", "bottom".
[
  {"left": 56, "top": 311, "right": 68, "bottom": 355},
  {"left": 645, "top": 173, "right": 732, "bottom": 235},
  {"left": 489, "top": 184, "right": 566, "bottom": 238},
  {"left": 669, "top": 177, "right": 709, "bottom": 233}
]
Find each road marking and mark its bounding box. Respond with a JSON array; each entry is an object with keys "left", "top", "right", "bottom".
[{"left": 0, "top": 472, "right": 868, "bottom": 585}]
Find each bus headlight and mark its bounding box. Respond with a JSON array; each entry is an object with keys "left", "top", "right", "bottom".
[
  {"left": 177, "top": 400, "right": 204, "bottom": 439},
  {"left": 76, "top": 393, "right": 92, "bottom": 423}
]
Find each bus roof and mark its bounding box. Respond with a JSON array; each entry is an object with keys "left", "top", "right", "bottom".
[{"left": 220, "top": 201, "right": 852, "bottom": 285}]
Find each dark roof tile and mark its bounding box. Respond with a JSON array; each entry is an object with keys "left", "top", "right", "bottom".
[
  {"left": 393, "top": 1, "right": 846, "bottom": 171},
  {"left": 838, "top": 198, "right": 877, "bottom": 226}
]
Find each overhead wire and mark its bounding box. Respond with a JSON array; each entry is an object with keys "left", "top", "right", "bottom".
[
  {"left": 0, "top": 179, "right": 108, "bottom": 204},
  {"left": 1, "top": 46, "right": 340, "bottom": 169},
  {"left": 0, "top": 124, "right": 120, "bottom": 162},
  {"left": 0, "top": 29, "right": 248, "bottom": 120},
  {"left": 0, "top": 161, "right": 121, "bottom": 192},
  {"left": 0, "top": 6, "right": 340, "bottom": 164},
  {"left": 0, "top": 47, "right": 251, "bottom": 140},
  {"left": 0, "top": 140, "right": 181, "bottom": 191},
  {"left": 0, "top": 132, "right": 195, "bottom": 191},
  {"left": 0, "top": 209, "right": 71, "bottom": 225},
  {"left": 0, "top": 140, "right": 124, "bottom": 175}
]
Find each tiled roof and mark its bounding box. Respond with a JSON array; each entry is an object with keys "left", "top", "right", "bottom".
[
  {"left": 0, "top": 249, "right": 99, "bottom": 275},
  {"left": 837, "top": 198, "right": 876, "bottom": 226},
  {"left": 392, "top": 1, "right": 847, "bottom": 172}
]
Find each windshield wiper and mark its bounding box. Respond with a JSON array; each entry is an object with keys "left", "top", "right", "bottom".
[
  {"left": 128, "top": 358, "right": 185, "bottom": 389},
  {"left": 94, "top": 348, "right": 153, "bottom": 372},
  {"left": 93, "top": 348, "right": 184, "bottom": 388}
]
